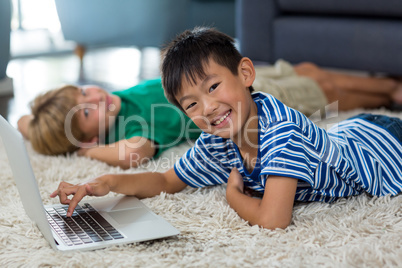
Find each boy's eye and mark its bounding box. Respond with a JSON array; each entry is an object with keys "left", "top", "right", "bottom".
[
  {"left": 209, "top": 83, "right": 219, "bottom": 93},
  {"left": 84, "top": 108, "right": 89, "bottom": 118},
  {"left": 186, "top": 102, "right": 196, "bottom": 110}
]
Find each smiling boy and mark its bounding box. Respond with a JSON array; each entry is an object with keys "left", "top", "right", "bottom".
[{"left": 52, "top": 27, "right": 402, "bottom": 230}]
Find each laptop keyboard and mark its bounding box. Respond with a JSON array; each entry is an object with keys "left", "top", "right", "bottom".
[{"left": 46, "top": 203, "right": 124, "bottom": 246}]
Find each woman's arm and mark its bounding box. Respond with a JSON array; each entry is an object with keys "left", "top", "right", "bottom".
[
  {"left": 17, "top": 114, "right": 34, "bottom": 139},
  {"left": 226, "top": 168, "right": 297, "bottom": 229},
  {"left": 78, "top": 136, "right": 156, "bottom": 169}
]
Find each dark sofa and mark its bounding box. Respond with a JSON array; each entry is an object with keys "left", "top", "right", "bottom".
[{"left": 236, "top": 0, "right": 402, "bottom": 76}]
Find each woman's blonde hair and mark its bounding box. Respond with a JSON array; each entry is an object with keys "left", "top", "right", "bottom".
[{"left": 28, "top": 85, "right": 86, "bottom": 155}]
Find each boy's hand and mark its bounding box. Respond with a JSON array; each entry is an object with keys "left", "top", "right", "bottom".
[
  {"left": 226, "top": 172, "right": 298, "bottom": 229},
  {"left": 77, "top": 147, "right": 91, "bottom": 156},
  {"left": 227, "top": 168, "right": 244, "bottom": 194},
  {"left": 17, "top": 114, "right": 34, "bottom": 139},
  {"left": 77, "top": 140, "right": 98, "bottom": 156},
  {"left": 50, "top": 176, "right": 111, "bottom": 217}
]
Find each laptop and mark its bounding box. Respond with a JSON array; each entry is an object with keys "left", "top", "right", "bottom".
[{"left": 0, "top": 115, "right": 179, "bottom": 251}]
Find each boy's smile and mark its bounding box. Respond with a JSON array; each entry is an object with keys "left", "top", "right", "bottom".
[
  {"left": 212, "top": 110, "right": 231, "bottom": 126},
  {"left": 177, "top": 58, "right": 258, "bottom": 145}
]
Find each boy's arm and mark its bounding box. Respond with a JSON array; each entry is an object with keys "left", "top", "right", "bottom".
[
  {"left": 226, "top": 168, "right": 297, "bottom": 230},
  {"left": 78, "top": 136, "right": 156, "bottom": 169},
  {"left": 17, "top": 114, "right": 34, "bottom": 139},
  {"left": 50, "top": 168, "right": 187, "bottom": 217}
]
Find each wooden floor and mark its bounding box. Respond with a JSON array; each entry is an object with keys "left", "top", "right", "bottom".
[{"left": 0, "top": 46, "right": 161, "bottom": 127}]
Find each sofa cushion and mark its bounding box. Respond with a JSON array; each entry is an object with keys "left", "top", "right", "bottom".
[
  {"left": 273, "top": 16, "right": 402, "bottom": 75},
  {"left": 276, "top": 0, "right": 402, "bottom": 18}
]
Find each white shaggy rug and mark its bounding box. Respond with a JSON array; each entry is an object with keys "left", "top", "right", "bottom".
[{"left": 0, "top": 108, "right": 401, "bottom": 268}]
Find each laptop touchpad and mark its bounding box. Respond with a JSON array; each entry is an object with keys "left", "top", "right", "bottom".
[{"left": 107, "top": 208, "right": 157, "bottom": 225}]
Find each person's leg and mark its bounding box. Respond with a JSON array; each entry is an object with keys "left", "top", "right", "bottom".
[
  {"left": 392, "top": 78, "right": 402, "bottom": 104},
  {"left": 293, "top": 62, "right": 402, "bottom": 110},
  {"left": 253, "top": 61, "right": 327, "bottom": 116},
  {"left": 336, "top": 90, "right": 391, "bottom": 110},
  {"left": 348, "top": 114, "right": 402, "bottom": 142}
]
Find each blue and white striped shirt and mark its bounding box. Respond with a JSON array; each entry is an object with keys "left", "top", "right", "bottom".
[{"left": 174, "top": 92, "right": 402, "bottom": 202}]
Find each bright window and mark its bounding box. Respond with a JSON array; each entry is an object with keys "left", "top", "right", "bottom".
[{"left": 11, "top": 0, "right": 61, "bottom": 32}]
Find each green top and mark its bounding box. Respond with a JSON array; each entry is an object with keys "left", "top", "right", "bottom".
[{"left": 105, "top": 78, "right": 201, "bottom": 158}]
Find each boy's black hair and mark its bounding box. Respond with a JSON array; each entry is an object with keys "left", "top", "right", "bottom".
[{"left": 161, "top": 27, "right": 254, "bottom": 110}]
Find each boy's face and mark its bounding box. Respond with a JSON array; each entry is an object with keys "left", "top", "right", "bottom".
[
  {"left": 75, "top": 85, "right": 121, "bottom": 141},
  {"left": 176, "top": 58, "right": 257, "bottom": 141}
]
